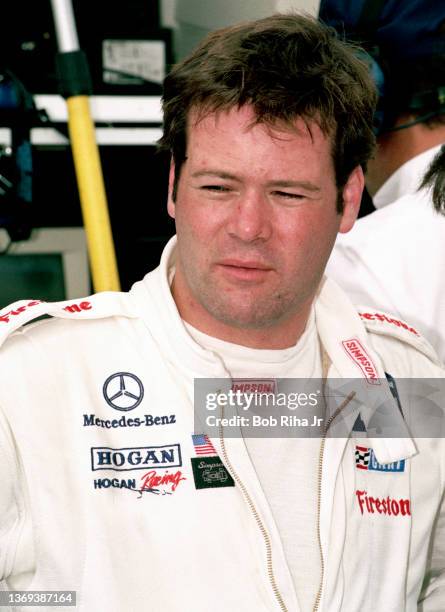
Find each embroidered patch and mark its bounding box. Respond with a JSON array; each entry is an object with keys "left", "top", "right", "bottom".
[
  {"left": 342, "top": 338, "right": 381, "bottom": 385},
  {"left": 92, "top": 469, "right": 186, "bottom": 497},
  {"left": 0, "top": 300, "right": 42, "bottom": 324},
  {"left": 231, "top": 378, "right": 277, "bottom": 394},
  {"left": 137, "top": 469, "right": 186, "bottom": 496},
  {"left": 356, "top": 490, "right": 411, "bottom": 516},
  {"left": 91, "top": 444, "right": 182, "bottom": 471},
  {"left": 191, "top": 456, "right": 235, "bottom": 490},
  {"left": 359, "top": 312, "right": 419, "bottom": 336},
  {"left": 103, "top": 372, "right": 144, "bottom": 411},
  {"left": 355, "top": 445, "right": 405, "bottom": 473},
  {"left": 83, "top": 412, "right": 176, "bottom": 429},
  {"left": 192, "top": 433, "right": 217, "bottom": 456},
  {"left": 355, "top": 445, "right": 371, "bottom": 469}
]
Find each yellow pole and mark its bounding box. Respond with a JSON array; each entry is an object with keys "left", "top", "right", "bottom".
[
  {"left": 67, "top": 96, "right": 120, "bottom": 291},
  {"left": 50, "top": 0, "right": 120, "bottom": 292}
]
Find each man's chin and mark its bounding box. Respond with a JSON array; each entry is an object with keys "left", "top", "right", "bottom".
[{"left": 201, "top": 301, "right": 287, "bottom": 331}]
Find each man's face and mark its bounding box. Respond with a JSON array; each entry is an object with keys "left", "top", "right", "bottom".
[{"left": 168, "top": 105, "right": 362, "bottom": 346}]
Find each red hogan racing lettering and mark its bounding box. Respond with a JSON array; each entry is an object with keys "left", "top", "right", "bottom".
[
  {"left": 139, "top": 470, "right": 186, "bottom": 493},
  {"left": 0, "top": 300, "right": 42, "bottom": 324},
  {"left": 359, "top": 312, "right": 419, "bottom": 336},
  {"left": 63, "top": 301, "right": 92, "bottom": 314},
  {"left": 342, "top": 338, "right": 380, "bottom": 385},
  {"left": 356, "top": 490, "right": 411, "bottom": 516}
]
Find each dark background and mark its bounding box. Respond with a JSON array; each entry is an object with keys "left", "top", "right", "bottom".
[{"left": 0, "top": 0, "right": 175, "bottom": 291}]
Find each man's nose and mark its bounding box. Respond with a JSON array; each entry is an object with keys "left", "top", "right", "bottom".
[{"left": 226, "top": 189, "right": 272, "bottom": 242}]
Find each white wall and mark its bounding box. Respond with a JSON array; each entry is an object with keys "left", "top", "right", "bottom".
[
  {"left": 160, "top": 0, "right": 321, "bottom": 26},
  {"left": 160, "top": 0, "right": 177, "bottom": 28},
  {"left": 160, "top": 0, "right": 322, "bottom": 58},
  {"left": 276, "top": 0, "right": 321, "bottom": 14}
]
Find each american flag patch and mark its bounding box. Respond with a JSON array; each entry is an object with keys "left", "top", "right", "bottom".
[
  {"left": 355, "top": 445, "right": 371, "bottom": 470},
  {"left": 192, "top": 434, "right": 217, "bottom": 456}
]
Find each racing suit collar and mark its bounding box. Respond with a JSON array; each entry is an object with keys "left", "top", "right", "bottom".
[
  {"left": 130, "top": 238, "right": 416, "bottom": 464},
  {"left": 316, "top": 276, "right": 416, "bottom": 464},
  {"left": 129, "top": 236, "right": 229, "bottom": 379}
]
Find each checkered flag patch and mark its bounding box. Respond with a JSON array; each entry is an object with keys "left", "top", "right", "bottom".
[{"left": 355, "top": 445, "right": 371, "bottom": 470}]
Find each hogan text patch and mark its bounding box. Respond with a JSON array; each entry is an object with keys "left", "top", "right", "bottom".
[{"left": 91, "top": 444, "right": 182, "bottom": 471}]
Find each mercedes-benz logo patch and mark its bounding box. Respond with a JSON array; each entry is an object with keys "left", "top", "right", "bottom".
[{"left": 103, "top": 372, "right": 144, "bottom": 411}]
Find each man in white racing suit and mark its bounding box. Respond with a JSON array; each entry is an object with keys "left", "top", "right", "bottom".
[
  {"left": 322, "top": 0, "right": 445, "bottom": 361},
  {"left": 327, "top": 139, "right": 445, "bottom": 363},
  {"left": 0, "top": 13, "right": 444, "bottom": 612}
]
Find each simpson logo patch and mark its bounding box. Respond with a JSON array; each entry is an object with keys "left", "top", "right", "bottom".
[
  {"left": 231, "top": 378, "right": 277, "bottom": 394},
  {"left": 355, "top": 445, "right": 405, "bottom": 473},
  {"left": 190, "top": 435, "right": 234, "bottom": 489},
  {"left": 91, "top": 444, "right": 182, "bottom": 471},
  {"left": 342, "top": 338, "right": 381, "bottom": 385},
  {"left": 191, "top": 456, "right": 235, "bottom": 490}
]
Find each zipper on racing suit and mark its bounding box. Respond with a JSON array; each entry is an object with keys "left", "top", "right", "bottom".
[
  {"left": 219, "top": 417, "right": 289, "bottom": 612},
  {"left": 217, "top": 345, "right": 356, "bottom": 612},
  {"left": 312, "top": 391, "right": 355, "bottom": 612}
]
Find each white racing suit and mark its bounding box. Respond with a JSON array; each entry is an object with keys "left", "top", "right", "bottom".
[
  {"left": 327, "top": 145, "right": 445, "bottom": 362},
  {"left": 0, "top": 237, "right": 444, "bottom": 612}
]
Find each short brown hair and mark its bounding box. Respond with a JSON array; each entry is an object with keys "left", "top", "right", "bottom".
[{"left": 159, "top": 13, "right": 377, "bottom": 209}]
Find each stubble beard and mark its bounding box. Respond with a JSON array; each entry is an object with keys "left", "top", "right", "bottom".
[{"left": 183, "top": 265, "right": 309, "bottom": 331}]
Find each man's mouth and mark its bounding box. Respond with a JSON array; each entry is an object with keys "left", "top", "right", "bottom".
[{"left": 216, "top": 259, "right": 272, "bottom": 281}]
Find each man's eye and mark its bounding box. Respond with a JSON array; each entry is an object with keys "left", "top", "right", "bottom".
[
  {"left": 273, "top": 191, "right": 304, "bottom": 200},
  {"left": 201, "top": 185, "right": 231, "bottom": 192}
]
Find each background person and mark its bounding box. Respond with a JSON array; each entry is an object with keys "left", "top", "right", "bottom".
[{"left": 322, "top": 0, "right": 445, "bottom": 361}]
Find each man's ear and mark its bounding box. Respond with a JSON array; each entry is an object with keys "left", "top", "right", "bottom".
[
  {"left": 339, "top": 165, "right": 364, "bottom": 233},
  {"left": 167, "top": 160, "right": 176, "bottom": 219}
]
